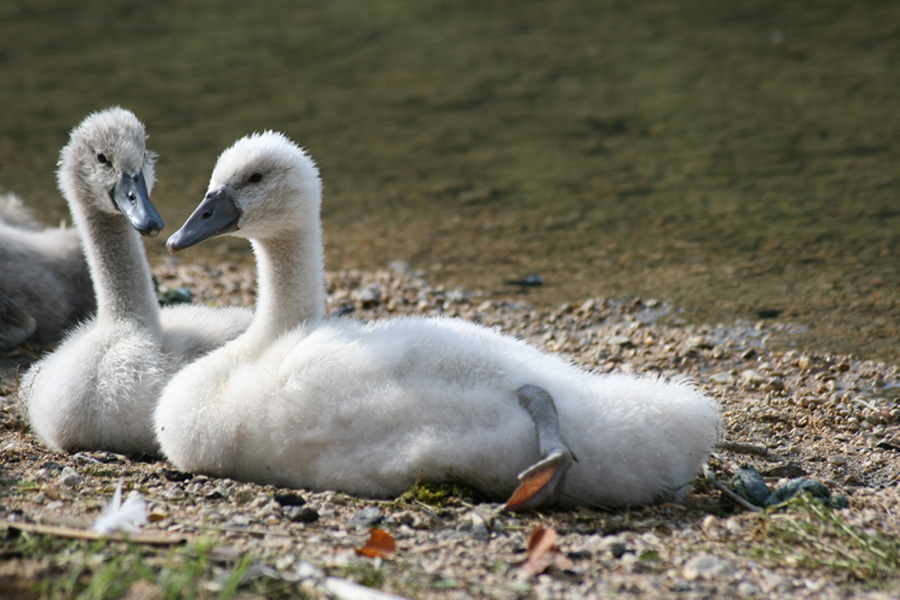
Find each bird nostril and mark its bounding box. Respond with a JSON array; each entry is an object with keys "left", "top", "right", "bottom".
[{"left": 202, "top": 210, "right": 212, "bottom": 220}]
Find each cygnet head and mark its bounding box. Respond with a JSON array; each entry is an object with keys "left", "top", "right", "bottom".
[
  {"left": 167, "top": 131, "right": 321, "bottom": 253},
  {"left": 58, "top": 107, "right": 163, "bottom": 236}
]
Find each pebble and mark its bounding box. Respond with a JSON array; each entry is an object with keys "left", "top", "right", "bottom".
[
  {"left": 709, "top": 372, "right": 735, "bottom": 385},
  {"left": 349, "top": 506, "right": 383, "bottom": 528},
  {"left": 609, "top": 335, "right": 633, "bottom": 347},
  {"left": 292, "top": 560, "right": 325, "bottom": 583},
  {"left": 737, "top": 581, "right": 761, "bottom": 596},
  {"left": 766, "top": 376, "right": 786, "bottom": 391},
  {"left": 463, "top": 509, "right": 491, "bottom": 540},
  {"left": 354, "top": 285, "right": 382, "bottom": 306},
  {"left": 274, "top": 491, "right": 306, "bottom": 506},
  {"left": 58, "top": 466, "right": 82, "bottom": 487},
  {"left": 682, "top": 554, "right": 734, "bottom": 580},
  {"left": 597, "top": 536, "right": 630, "bottom": 559},
  {"left": 285, "top": 506, "right": 319, "bottom": 523},
  {"left": 233, "top": 487, "right": 256, "bottom": 505},
  {"left": 741, "top": 370, "right": 767, "bottom": 386},
  {"left": 700, "top": 515, "right": 719, "bottom": 536}
]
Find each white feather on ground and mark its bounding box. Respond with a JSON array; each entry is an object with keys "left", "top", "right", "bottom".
[{"left": 91, "top": 482, "right": 147, "bottom": 535}]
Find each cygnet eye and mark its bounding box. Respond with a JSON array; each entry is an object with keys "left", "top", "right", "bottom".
[
  {"left": 248, "top": 172, "right": 263, "bottom": 183},
  {"left": 97, "top": 152, "right": 110, "bottom": 165}
]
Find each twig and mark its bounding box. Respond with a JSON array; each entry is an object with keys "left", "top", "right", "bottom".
[
  {"left": 715, "top": 441, "right": 768, "bottom": 457},
  {"left": 193, "top": 523, "right": 295, "bottom": 538},
  {"left": 848, "top": 397, "right": 878, "bottom": 412},
  {"left": 706, "top": 479, "right": 763, "bottom": 513},
  {"left": 412, "top": 500, "right": 448, "bottom": 527},
  {"left": 0, "top": 519, "right": 185, "bottom": 546},
  {"left": 415, "top": 538, "right": 458, "bottom": 554}
]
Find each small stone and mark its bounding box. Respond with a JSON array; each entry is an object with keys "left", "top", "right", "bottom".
[
  {"left": 688, "top": 336, "right": 714, "bottom": 350},
  {"left": 354, "top": 285, "right": 382, "bottom": 306},
  {"left": 766, "top": 376, "right": 785, "bottom": 391},
  {"left": 387, "top": 260, "right": 410, "bottom": 274},
  {"left": 843, "top": 473, "right": 860, "bottom": 485},
  {"left": 148, "top": 507, "right": 170, "bottom": 523},
  {"left": 255, "top": 500, "right": 282, "bottom": 519},
  {"left": 683, "top": 553, "right": 734, "bottom": 580},
  {"left": 162, "top": 469, "right": 192, "bottom": 482},
  {"left": 233, "top": 487, "right": 256, "bottom": 505},
  {"left": 457, "top": 187, "right": 494, "bottom": 205},
  {"left": 701, "top": 515, "right": 720, "bottom": 536},
  {"left": 292, "top": 560, "right": 325, "bottom": 583},
  {"left": 598, "top": 536, "right": 630, "bottom": 559},
  {"left": 274, "top": 492, "right": 306, "bottom": 507},
  {"left": 463, "top": 509, "right": 491, "bottom": 540},
  {"left": 349, "top": 506, "right": 383, "bottom": 528},
  {"left": 617, "top": 552, "right": 641, "bottom": 573},
  {"left": 446, "top": 288, "right": 471, "bottom": 304},
  {"left": 206, "top": 487, "right": 227, "bottom": 500},
  {"left": 201, "top": 510, "right": 224, "bottom": 524},
  {"left": 477, "top": 300, "right": 495, "bottom": 312},
  {"left": 827, "top": 455, "right": 848, "bottom": 466},
  {"left": 163, "top": 485, "right": 185, "bottom": 500},
  {"left": 285, "top": 506, "right": 319, "bottom": 523},
  {"left": 709, "top": 372, "right": 734, "bottom": 385},
  {"left": 741, "top": 370, "right": 767, "bottom": 386},
  {"left": 724, "top": 517, "right": 744, "bottom": 535},
  {"left": 227, "top": 514, "right": 251, "bottom": 528},
  {"left": 737, "top": 581, "right": 760, "bottom": 596},
  {"left": 58, "top": 466, "right": 82, "bottom": 487},
  {"left": 250, "top": 494, "right": 270, "bottom": 509}
]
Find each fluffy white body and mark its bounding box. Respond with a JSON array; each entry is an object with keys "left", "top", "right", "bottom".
[
  {"left": 0, "top": 193, "right": 94, "bottom": 350},
  {"left": 21, "top": 108, "right": 251, "bottom": 455},
  {"left": 156, "top": 132, "right": 719, "bottom": 507}
]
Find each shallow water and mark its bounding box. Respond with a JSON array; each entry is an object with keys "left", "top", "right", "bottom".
[{"left": 1, "top": 1, "right": 898, "bottom": 362}]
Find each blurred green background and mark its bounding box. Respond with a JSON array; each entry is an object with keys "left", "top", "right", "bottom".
[{"left": 1, "top": 0, "right": 898, "bottom": 361}]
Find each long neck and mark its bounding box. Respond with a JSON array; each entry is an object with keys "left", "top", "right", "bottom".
[
  {"left": 70, "top": 199, "right": 161, "bottom": 332},
  {"left": 245, "top": 224, "right": 326, "bottom": 343}
]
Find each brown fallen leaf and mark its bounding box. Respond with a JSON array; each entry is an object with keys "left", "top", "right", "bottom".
[
  {"left": 354, "top": 528, "right": 397, "bottom": 560},
  {"left": 519, "top": 526, "right": 574, "bottom": 576},
  {"left": 504, "top": 465, "right": 556, "bottom": 512}
]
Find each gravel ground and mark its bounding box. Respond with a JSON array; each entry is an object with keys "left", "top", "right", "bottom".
[{"left": 1, "top": 259, "right": 899, "bottom": 599}]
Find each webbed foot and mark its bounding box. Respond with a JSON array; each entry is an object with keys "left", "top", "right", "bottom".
[
  {"left": 504, "top": 445, "right": 575, "bottom": 512},
  {"left": 504, "top": 384, "right": 576, "bottom": 512}
]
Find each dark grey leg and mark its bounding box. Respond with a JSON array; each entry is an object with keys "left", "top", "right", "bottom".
[{"left": 505, "top": 384, "right": 576, "bottom": 511}]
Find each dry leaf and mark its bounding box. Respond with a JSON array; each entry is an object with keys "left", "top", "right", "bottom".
[
  {"left": 504, "top": 465, "right": 556, "bottom": 512},
  {"left": 354, "top": 528, "right": 397, "bottom": 560},
  {"left": 528, "top": 526, "right": 558, "bottom": 557},
  {"left": 519, "top": 526, "right": 574, "bottom": 576}
]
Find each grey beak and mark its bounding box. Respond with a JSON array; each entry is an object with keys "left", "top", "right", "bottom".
[
  {"left": 113, "top": 170, "right": 163, "bottom": 237},
  {"left": 166, "top": 187, "right": 240, "bottom": 254}
]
